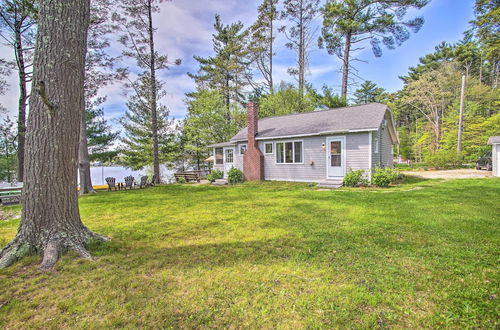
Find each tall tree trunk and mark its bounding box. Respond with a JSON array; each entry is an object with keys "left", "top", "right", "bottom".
[
  {"left": 298, "top": 1, "right": 305, "bottom": 96},
  {"left": 147, "top": 0, "right": 160, "bottom": 184},
  {"left": 457, "top": 74, "right": 466, "bottom": 154},
  {"left": 0, "top": 0, "right": 107, "bottom": 270},
  {"left": 269, "top": 15, "right": 274, "bottom": 95},
  {"left": 14, "top": 22, "right": 27, "bottom": 182},
  {"left": 78, "top": 112, "right": 95, "bottom": 195},
  {"left": 341, "top": 32, "right": 352, "bottom": 100}
]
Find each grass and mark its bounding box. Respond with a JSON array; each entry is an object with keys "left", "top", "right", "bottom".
[{"left": 0, "top": 178, "right": 499, "bottom": 328}]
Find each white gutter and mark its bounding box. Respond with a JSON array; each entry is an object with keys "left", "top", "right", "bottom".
[{"left": 231, "top": 128, "right": 379, "bottom": 142}]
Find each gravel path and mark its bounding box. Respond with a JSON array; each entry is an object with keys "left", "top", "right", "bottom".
[{"left": 402, "top": 169, "right": 492, "bottom": 179}]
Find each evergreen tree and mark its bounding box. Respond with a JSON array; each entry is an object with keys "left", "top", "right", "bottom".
[
  {"left": 120, "top": 76, "right": 175, "bottom": 171},
  {"left": 248, "top": 0, "right": 278, "bottom": 94},
  {"left": 308, "top": 84, "right": 347, "bottom": 108},
  {"left": 353, "top": 80, "right": 386, "bottom": 104},
  {"left": 113, "top": 0, "right": 180, "bottom": 183},
  {"left": 0, "top": 117, "right": 17, "bottom": 182},
  {"left": 188, "top": 15, "right": 251, "bottom": 110},
  {"left": 279, "top": 0, "right": 320, "bottom": 96},
  {"left": 0, "top": 0, "right": 37, "bottom": 181},
  {"left": 86, "top": 97, "right": 118, "bottom": 162},
  {"left": 319, "top": 0, "right": 428, "bottom": 99}
]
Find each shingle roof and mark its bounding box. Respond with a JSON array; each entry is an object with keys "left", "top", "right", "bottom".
[
  {"left": 207, "top": 141, "right": 236, "bottom": 148},
  {"left": 488, "top": 136, "right": 500, "bottom": 144},
  {"left": 231, "top": 103, "right": 390, "bottom": 141}
]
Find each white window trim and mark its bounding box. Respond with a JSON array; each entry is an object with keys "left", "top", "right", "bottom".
[
  {"left": 275, "top": 140, "right": 304, "bottom": 165},
  {"left": 239, "top": 143, "right": 247, "bottom": 155},
  {"left": 264, "top": 142, "right": 274, "bottom": 154},
  {"left": 373, "top": 131, "right": 380, "bottom": 153}
]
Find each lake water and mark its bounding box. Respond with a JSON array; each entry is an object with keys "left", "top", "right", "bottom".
[
  {"left": 0, "top": 166, "right": 174, "bottom": 188},
  {"left": 85, "top": 166, "right": 173, "bottom": 185}
]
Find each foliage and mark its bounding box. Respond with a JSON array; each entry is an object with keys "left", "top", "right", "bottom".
[
  {"left": 259, "top": 82, "right": 317, "bottom": 117},
  {"left": 207, "top": 169, "right": 224, "bottom": 183},
  {"left": 425, "top": 149, "right": 463, "bottom": 169},
  {"left": 307, "top": 84, "right": 347, "bottom": 108},
  {"left": 227, "top": 167, "right": 244, "bottom": 184},
  {"left": 371, "top": 167, "right": 401, "bottom": 187},
  {"left": 0, "top": 118, "right": 17, "bottom": 181},
  {"left": 353, "top": 80, "right": 386, "bottom": 104},
  {"left": 279, "top": 0, "right": 320, "bottom": 94},
  {"left": 176, "top": 177, "right": 187, "bottom": 184},
  {"left": 0, "top": 179, "right": 499, "bottom": 327},
  {"left": 188, "top": 15, "right": 250, "bottom": 108},
  {"left": 319, "top": 0, "right": 428, "bottom": 97},
  {"left": 343, "top": 169, "right": 367, "bottom": 187},
  {"left": 248, "top": 0, "right": 279, "bottom": 94},
  {"left": 119, "top": 76, "right": 176, "bottom": 170},
  {"left": 86, "top": 98, "right": 118, "bottom": 162}
]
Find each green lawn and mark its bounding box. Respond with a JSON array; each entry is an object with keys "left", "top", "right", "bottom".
[{"left": 0, "top": 178, "right": 499, "bottom": 328}]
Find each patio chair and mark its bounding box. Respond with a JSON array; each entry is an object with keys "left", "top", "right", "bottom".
[
  {"left": 149, "top": 174, "right": 157, "bottom": 186},
  {"left": 139, "top": 175, "right": 148, "bottom": 188},
  {"left": 105, "top": 177, "right": 117, "bottom": 191},
  {"left": 124, "top": 176, "right": 135, "bottom": 190}
]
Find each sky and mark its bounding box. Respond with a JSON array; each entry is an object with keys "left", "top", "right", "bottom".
[{"left": 0, "top": 0, "right": 476, "bottom": 127}]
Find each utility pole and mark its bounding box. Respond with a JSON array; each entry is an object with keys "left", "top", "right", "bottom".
[{"left": 457, "top": 74, "right": 466, "bottom": 154}]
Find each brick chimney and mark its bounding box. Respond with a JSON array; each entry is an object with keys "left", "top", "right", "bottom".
[{"left": 243, "top": 102, "right": 264, "bottom": 181}]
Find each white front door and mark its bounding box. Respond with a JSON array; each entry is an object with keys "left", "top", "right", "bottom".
[
  {"left": 326, "top": 136, "right": 346, "bottom": 178},
  {"left": 223, "top": 147, "right": 234, "bottom": 178}
]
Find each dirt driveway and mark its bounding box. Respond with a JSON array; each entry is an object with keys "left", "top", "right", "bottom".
[{"left": 402, "top": 169, "right": 492, "bottom": 179}]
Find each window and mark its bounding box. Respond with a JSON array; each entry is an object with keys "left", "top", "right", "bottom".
[
  {"left": 373, "top": 132, "right": 379, "bottom": 153},
  {"left": 330, "top": 141, "right": 341, "bottom": 166},
  {"left": 239, "top": 144, "right": 247, "bottom": 155},
  {"left": 265, "top": 143, "right": 273, "bottom": 154},
  {"left": 276, "top": 141, "right": 303, "bottom": 164},
  {"left": 225, "top": 148, "right": 234, "bottom": 163},
  {"left": 215, "top": 148, "right": 223, "bottom": 165}
]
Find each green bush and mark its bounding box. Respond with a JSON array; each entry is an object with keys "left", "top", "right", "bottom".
[
  {"left": 372, "top": 167, "right": 401, "bottom": 187},
  {"left": 176, "top": 177, "right": 187, "bottom": 184},
  {"left": 207, "top": 169, "right": 224, "bottom": 183},
  {"left": 425, "top": 150, "right": 462, "bottom": 169},
  {"left": 343, "top": 169, "right": 367, "bottom": 187},
  {"left": 227, "top": 167, "right": 244, "bottom": 184}
]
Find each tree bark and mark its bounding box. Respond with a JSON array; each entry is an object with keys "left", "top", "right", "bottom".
[
  {"left": 269, "top": 13, "right": 274, "bottom": 95},
  {"left": 457, "top": 74, "right": 466, "bottom": 154},
  {"left": 298, "top": 0, "right": 305, "bottom": 97},
  {"left": 341, "top": 32, "right": 352, "bottom": 100},
  {"left": 0, "top": 0, "right": 107, "bottom": 270},
  {"left": 14, "top": 20, "right": 27, "bottom": 182},
  {"left": 147, "top": 0, "right": 161, "bottom": 184},
  {"left": 78, "top": 112, "right": 95, "bottom": 195}
]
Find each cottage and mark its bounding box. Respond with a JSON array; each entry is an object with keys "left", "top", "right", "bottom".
[
  {"left": 209, "top": 102, "right": 399, "bottom": 184},
  {"left": 488, "top": 136, "right": 500, "bottom": 177}
]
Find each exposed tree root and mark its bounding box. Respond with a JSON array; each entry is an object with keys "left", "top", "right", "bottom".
[{"left": 0, "top": 229, "right": 109, "bottom": 270}]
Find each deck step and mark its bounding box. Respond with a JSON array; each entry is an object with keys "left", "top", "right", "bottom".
[
  {"left": 212, "top": 179, "right": 228, "bottom": 186},
  {"left": 317, "top": 180, "right": 343, "bottom": 189}
]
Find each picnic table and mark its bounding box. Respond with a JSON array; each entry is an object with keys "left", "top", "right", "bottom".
[{"left": 0, "top": 187, "right": 22, "bottom": 205}]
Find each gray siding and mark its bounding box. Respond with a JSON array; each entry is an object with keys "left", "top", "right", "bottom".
[
  {"left": 371, "top": 112, "right": 394, "bottom": 169},
  {"left": 260, "top": 133, "right": 370, "bottom": 182}
]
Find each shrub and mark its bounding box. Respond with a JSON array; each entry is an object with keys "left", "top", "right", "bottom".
[
  {"left": 176, "top": 177, "right": 187, "bottom": 184},
  {"left": 207, "top": 169, "right": 224, "bottom": 183},
  {"left": 227, "top": 167, "right": 244, "bottom": 184},
  {"left": 425, "top": 150, "right": 462, "bottom": 169},
  {"left": 343, "top": 169, "right": 366, "bottom": 187},
  {"left": 372, "top": 167, "right": 400, "bottom": 187}
]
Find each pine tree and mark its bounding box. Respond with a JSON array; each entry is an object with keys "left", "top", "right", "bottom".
[
  {"left": 120, "top": 75, "right": 175, "bottom": 171},
  {"left": 0, "top": 0, "right": 37, "bottom": 182},
  {"left": 188, "top": 15, "right": 251, "bottom": 112},
  {"left": 0, "top": 0, "right": 108, "bottom": 270},
  {"left": 319, "top": 0, "right": 428, "bottom": 99},
  {"left": 279, "top": 0, "right": 320, "bottom": 96},
  {"left": 353, "top": 80, "right": 386, "bottom": 104},
  {"left": 113, "top": 0, "right": 180, "bottom": 183},
  {"left": 248, "top": 0, "right": 278, "bottom": 94}
]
